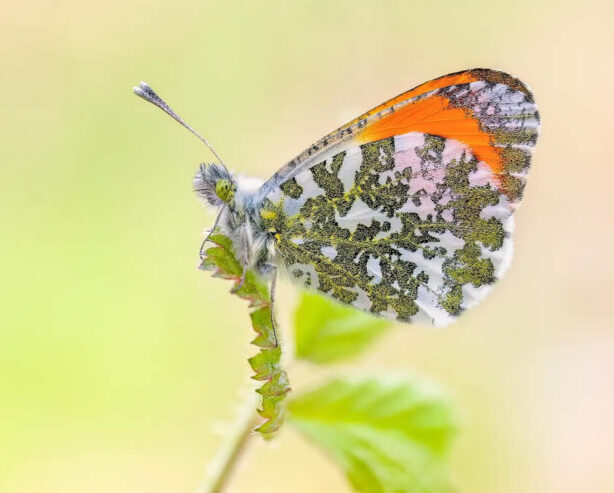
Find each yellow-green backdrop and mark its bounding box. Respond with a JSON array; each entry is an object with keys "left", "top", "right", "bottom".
[{"left": 2, "top": 1, "right": 613, "bottom": 492}]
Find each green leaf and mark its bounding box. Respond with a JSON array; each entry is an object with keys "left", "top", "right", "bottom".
[
  {"left": 288, "top": 375, "right": 457, "bottom": 493},
  {"left": 201, "top": 233, "right": 290, "bottom": 439},
  {"left": 294, "top": 292, "right": 391, "bottom": 364}
]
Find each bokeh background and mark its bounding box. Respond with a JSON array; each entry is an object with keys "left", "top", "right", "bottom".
[{"left": 2, "top": 1, "right": 613, "bottom": 491}]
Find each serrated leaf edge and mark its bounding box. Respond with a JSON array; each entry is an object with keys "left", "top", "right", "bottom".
[{"left": 201, "top": 232, "right": 290, "bottom": 440}]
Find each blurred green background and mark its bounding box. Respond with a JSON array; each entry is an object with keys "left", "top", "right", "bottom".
[{"left": 2, "top": 0, "right": 613, "bottom": 491}]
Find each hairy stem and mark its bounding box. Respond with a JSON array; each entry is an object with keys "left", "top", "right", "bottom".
[{"left": 200, "top": 393, "right": 260, "bottom": 493}]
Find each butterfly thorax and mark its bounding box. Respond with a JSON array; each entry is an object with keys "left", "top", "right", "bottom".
[{"left": 194, "top": 163, "right": 275, "bottom": 274}]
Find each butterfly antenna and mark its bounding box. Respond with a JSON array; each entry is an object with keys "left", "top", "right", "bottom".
[{"left": 133, "top": 81, "right": 226, "bottom": 168}]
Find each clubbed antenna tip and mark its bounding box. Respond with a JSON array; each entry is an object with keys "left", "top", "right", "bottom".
[
  {"left": 133, "top": 81, "right": 156, "bottom": 101},
  {"left": 133, "top": 81, "right": 226, "bottom": 168}
]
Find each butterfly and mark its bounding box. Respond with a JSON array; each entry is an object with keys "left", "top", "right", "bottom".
[{"left": 134, "top": 68, "right": 539, "bottom": 331}]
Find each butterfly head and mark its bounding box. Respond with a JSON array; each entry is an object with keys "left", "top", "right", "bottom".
[{"left": 194, "top": 163, "right": 237, "bottom": 207}]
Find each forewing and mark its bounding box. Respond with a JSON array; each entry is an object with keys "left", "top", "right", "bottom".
[{"left": 259, "top": 69, "right": 539, "bottom": 326}]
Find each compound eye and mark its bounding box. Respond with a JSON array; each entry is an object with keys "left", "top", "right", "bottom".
[{"left": 215, "top": 179, "right": 235, "bottom": 203}]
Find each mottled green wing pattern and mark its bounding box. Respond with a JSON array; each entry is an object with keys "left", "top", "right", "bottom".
[{"left": 259, "top": 75, "right": 538, "bottom": 326}]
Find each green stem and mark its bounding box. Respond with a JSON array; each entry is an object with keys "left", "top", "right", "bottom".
[{"left": 200, "top": 393, "right": 260, "bottom": 493}]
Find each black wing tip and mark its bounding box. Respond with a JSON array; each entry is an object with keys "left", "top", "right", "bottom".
[
  {"left": 437, "top": 68, "right": 533, "bottom": 97},
  {"left": 467, "top": 68, "right": 533, "bottom": 98}
]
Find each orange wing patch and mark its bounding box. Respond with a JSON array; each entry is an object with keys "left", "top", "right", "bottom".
[{"left": 358, "top": 95, "right": 504, "bottom": 176}]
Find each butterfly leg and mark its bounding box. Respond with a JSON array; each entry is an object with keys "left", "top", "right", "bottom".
[
  {"left": 234, "top": 256, "right": 248, "bottom": 291},
  {"left": 199, "top": 206, "right": 225, "bottom": 260},
  {"left": 264, "top": 262, "right": 279, "bottom": 348}
]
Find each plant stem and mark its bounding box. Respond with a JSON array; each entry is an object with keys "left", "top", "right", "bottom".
[{"left": 199, "top": 393, "right": 260, "bottom": 493}]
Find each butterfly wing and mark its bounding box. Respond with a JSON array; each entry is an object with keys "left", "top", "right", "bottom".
[{"left": 258, "top": 69, "right": 539, "bottom": 326}]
